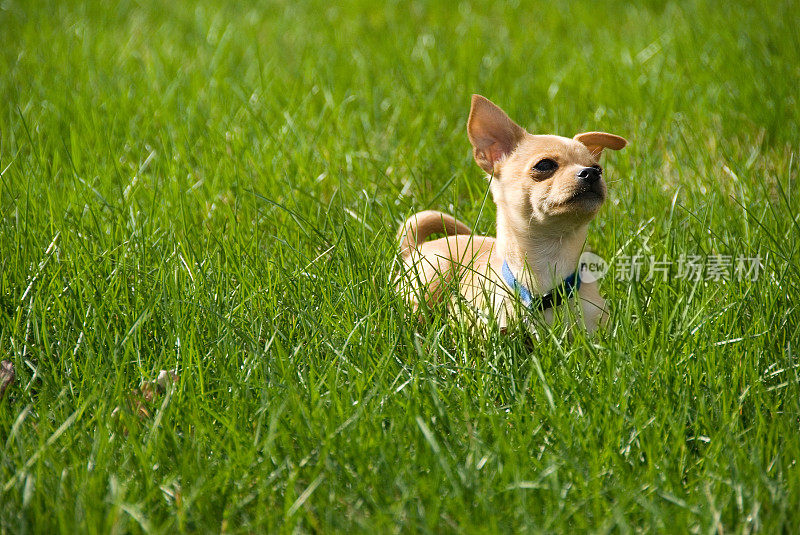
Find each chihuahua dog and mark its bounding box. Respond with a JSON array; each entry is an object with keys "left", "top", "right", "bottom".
[{"left": 396, "top": 95, "right": 627, "bottom": 332}]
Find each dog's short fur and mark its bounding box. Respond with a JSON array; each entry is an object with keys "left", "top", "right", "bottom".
[{"left": 396, "top": 95, "right": 627, "bottom": 332}]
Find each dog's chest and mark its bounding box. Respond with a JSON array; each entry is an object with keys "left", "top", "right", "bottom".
[{"left": 467, "top": 278, "right": 606, "bottom": 333}]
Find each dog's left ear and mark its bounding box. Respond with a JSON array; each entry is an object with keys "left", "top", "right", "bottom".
[
  {"left": 574, "top": 132, "right": 628, "bottom": 160},
  {"left": 467, "top": 95, "right": 528, "bottom": 174}
]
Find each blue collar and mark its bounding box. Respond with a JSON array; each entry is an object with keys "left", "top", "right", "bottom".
[{"left": 501, "top": 260, "right": 582, "bottom": 311}]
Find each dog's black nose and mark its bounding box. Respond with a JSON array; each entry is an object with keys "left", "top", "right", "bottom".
[{"left": 576, "top": 166, "right": 602, "bottom": 183}]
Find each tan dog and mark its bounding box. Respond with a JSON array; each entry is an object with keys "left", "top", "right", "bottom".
[{"left": 396, "top": 95, "right": 627, "bottom": 332}]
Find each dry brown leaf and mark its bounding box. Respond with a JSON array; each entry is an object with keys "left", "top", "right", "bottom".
[{"left": 0, "top": 360, "right": 14, "bottom": 400}]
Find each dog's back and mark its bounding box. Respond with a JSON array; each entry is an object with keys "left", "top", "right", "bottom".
[{"left": 397, "top": 211, "right": 498, "bottom": 312}]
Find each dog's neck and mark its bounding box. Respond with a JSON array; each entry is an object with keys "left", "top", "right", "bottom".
[{"left": 496, "top": 211, "right": 588, "bottom": 294}]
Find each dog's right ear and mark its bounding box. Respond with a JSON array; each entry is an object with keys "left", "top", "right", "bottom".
[
  {"left": 573, "top": 132, "right": 628, "bottom": 160},
  {"left": 467, "top": 95, "right": 527, "bottom": 175}
]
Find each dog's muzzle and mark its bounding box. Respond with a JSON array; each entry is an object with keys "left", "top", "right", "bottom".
[{"left": 576, "top": 166, "right": 602, "bottom": 184}]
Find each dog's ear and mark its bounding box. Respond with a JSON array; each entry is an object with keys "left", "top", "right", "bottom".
[
  {"left": 467, "top": 95, "right": 527, "bottom": 174},
  {"left": 573, "top": 132, "right": 628, "bottom": 160}
]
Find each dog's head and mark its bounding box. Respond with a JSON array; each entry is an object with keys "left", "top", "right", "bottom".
[{"left": 467, "top": 94, "right": 626, "bottom": 228}]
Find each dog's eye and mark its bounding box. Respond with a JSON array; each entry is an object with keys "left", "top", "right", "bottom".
[{"left": 532, "top": 158, "right": 558, "bottom": 173}]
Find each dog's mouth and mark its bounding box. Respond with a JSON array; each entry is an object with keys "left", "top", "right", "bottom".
[
  {"left": 541, "top": 182, "right": 606, "bottom": 216},
  {"left": 568, "top": 184, "right": 605, "bottom": 203}
]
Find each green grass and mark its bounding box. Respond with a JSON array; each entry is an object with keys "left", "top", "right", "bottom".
[{"left": 1, "top": 0, "right": 799, "bottom": 532}]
